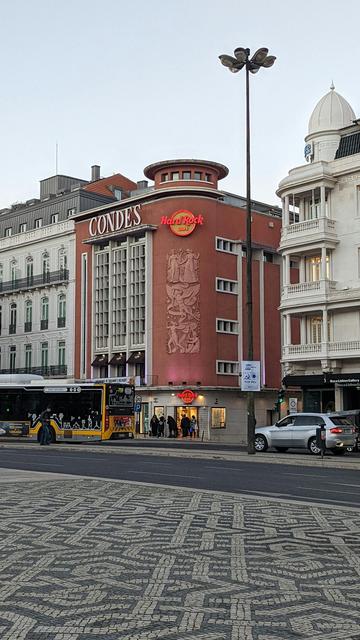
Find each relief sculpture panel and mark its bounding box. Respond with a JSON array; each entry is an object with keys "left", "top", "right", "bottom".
[{"left": 166, "top": 249, "right": 200, "bottom": 353}]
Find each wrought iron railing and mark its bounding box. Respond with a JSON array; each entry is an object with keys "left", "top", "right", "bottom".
[{"left": 0, "top": 269, "right": 69, "bottom": 295}]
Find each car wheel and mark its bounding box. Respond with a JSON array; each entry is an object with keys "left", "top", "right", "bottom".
[
  {"left": 254, "top": 434, "right": 268, "bottom": 452},
  {"left": 308, "top": 437, "right": 321, "bottom": 455},
  {"left": 332, "top": 448, "right": 346, "bottom": 456},
  {"left": 346, "top": 445, "right": 354, "bottom": 453},
  {"left": 275, "top": 447, "right": 288, "bottom": 453}
]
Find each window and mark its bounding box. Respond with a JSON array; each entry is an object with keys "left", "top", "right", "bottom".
[
  {"left": 9, "top": 345, "right": 16, "bottom": 372},
  {"left": 25, "top": 344, "right": 32, "bottom": 371},
  {"left": 41, "top": 342, "right": 48, "bottom": 368},
  {"left": 216, "top": 319, "right": 238, "bottom": 334},
  {"left": 114, "top": 189, "right": 122, "bottom": 201},
  {"left": 19, "top": 223, "right": 27, "bottom": 233},
  {"left": 194, "top": 171, "right": 202, "bottom": 180},
  {"left": 205, "top": 173, "right": 212, "bottom": 182},
  {"left": 182, "top": 171, "right": 191, "bottom": 180},
  {"left": 216, "top": 278, "right": 237, "bottom": 294},
  {"left": 10, "top": 261, "right": 17, "bottom": 285},
  {"left": 42, "top": 252, "right": 50, "bottom": 282},
  {"left": 58, "top": 249, "right": 67, "bottom": 273},
  {"left": 9, "top": 303, "right": 17, "bottom": 334},
  {"left": 263, "top": 252, "right": 273, "bottom": 262},
  {"left": 161, "top": 173, "right": 169, "bottom": 182},
  {"left": 211, "top": 407, "right": 226, "bottom": 429},
  {"left": 216, "top": 360, "right": 238, "bottom": 375},
  {"left": 50, "top": 213, "right": 59, "bottom": 224},
  {"left": 25, "top": 300, "right": 32, "bottom": 332},
  {"left": 26, "top": 258, "right": 34, "bottom": 285},
  {"left": 41, "top": 297, "right": 49, "bottom": 330},
  {"left": 171, "top": 172, "right": 179, "bottom": 181},
  {"left": 277, "top": 416, "right": 295, "bottom": 427},
  {"left": 57, "top": 294, "right": 66, "bottom": 327},
  {"left": 67, "top": 208, "right": 76, "bottom": 217},
  {"left": 310, "top": 316, "right": 322, "bottom": 343},
  {"left": 216, "top": 237, "right": 237, "bottom": 254},
  {"left": 306, "top": 255, "right": 330, "bottom": 282},
  {"left": 5, "top": 227, "right": 12, "bottom": 237},
  {"left": 35, "top": 218, "right": 43, "bottom": 229},
  {"left": 58, "top": 341, "right": 66, "bottom": 367}
]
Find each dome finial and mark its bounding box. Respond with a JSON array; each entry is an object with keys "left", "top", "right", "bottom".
[{"left": 330, "top": 81, "right": 335, "bottom": 91}]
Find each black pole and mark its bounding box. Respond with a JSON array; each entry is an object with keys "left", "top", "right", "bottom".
[{"left": 245, "top": 52, "right": 256, "bottom": 455}]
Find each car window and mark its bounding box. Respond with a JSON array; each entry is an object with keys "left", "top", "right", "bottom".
[
  {"left": 330, "top": 417, "right": 354, "bottom": 426},
  {"left": 277, "top": 416, "right": 294, "bottom": 427},
  {"left": 293, "top": 415, "right": 325, "bottom": 426}
]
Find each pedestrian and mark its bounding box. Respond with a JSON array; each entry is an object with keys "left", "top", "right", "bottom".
[
  {"left": 150, "top": 414, "right": 159, "bottom": 438},
  {"left": 39, "top": 406, "right": 52, "bottom": 445},
  {"left": 180, "top": 412, "right": 190, "bottom": 438},
  {"left": 158, "top": 416, "right": 165, "bottom": 437},
  {"left": 190, "top": 415, "right": 198, "bottom": 438},
  {"left": 167, "top": 415, "right": 177, "bottom": 438}
]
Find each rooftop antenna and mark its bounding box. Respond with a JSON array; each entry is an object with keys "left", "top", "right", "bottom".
[{"left": 55, "top": 141, "right": 59, "bottom": 175}]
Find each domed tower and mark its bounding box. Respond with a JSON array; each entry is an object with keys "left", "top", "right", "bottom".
[{"left": 305, "top": 84, "right": 356, "bottom": 163}]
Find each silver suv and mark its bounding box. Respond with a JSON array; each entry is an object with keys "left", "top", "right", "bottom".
[{"left": 254, "top": 413, "right": 355, "bottom": 455}]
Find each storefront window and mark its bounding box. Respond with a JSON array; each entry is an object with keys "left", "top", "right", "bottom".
[{"left": 211, "top": 407, "right": 226, "bottom": 428}]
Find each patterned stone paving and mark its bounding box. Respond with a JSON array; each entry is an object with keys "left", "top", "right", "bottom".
[{"left": 0, "top": 476, "right": 359, "bottom": 639}]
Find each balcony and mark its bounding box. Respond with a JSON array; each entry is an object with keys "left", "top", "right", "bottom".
[
  {"left": 57, "top": 317, "right": 66, "bottom": 328},
  {"left": 283, "top": 340, "right": 360, "bottom": 362},
  {"left": 0, "top": 269, "right": 69, "bottom": 296},
  {"left": 281, "top": 279, "right": 337, "bottom": 309},
  {"left": 40, "top": 319, "right": 49, "bottom": 330},
  {"left": 0, "top": 365, "right": 68, "bottom": 377},
  {"left": 24, "top": 322, "right": 32, "bottom": 333},
  {"left": 9, "top": 324, "right": 16, "bottom": 335},
  {"left": 280, "top": 217, "right": 338, "bottom": 250}
]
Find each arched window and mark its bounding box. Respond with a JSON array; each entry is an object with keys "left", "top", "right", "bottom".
[
  {"left": 9, "top": 303, "right": 17, "bottom": 334},
  {"left": 42, "top": 252, "right": 50, "bottom": 283},
  {"left": 10, "top": 260, "right": 17, "bottom": 286},
  {"left": 26, "top": 257, "right": 34, "bottom": 286},
  {"left": 58, "top": 248, "right": 67, "bottom": 275},
  {"left": 25, "top": 300, "right": 32, "bottom": 331},
  {"left": 41, "top": 297, "right": 49, "bottom": 330},
  {"left": 57, "top": 294, "right": 66, "bottom": 328}
]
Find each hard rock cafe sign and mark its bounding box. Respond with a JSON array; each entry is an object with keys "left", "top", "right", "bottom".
[
  {"left": 177, "top": 389, "right": 197, "bottom": 404},
  {"left": 88, "top": 204, "right": 142, "bottom": 237},
  {"left": 161, "top": 210, "right": 204, "bottom": 237}
]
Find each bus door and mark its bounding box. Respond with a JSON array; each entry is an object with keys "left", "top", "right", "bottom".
[{"left": 105, "top": 384, "right": 135, "bottom": 439}]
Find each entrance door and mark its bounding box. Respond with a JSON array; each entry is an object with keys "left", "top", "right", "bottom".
[{"left": 176, "top": 407, "right": 199, "bottom": 437}]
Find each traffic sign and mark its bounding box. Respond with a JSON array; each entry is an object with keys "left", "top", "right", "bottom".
[
  {"left": 135, "top": 395, "right": 142, "bottom": 403},
  {"left": 135, "top": 403, "right": 141, "bottom": 412}
]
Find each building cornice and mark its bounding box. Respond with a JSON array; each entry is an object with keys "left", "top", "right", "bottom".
[{"left": 0, "top": 220, "right": 75, "bottom": 252}]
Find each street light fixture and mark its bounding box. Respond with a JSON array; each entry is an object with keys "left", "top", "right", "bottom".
[{"left": 219, "top": 47, "right": 276, "bottom": 454}]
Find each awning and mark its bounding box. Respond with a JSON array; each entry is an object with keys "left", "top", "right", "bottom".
[
  {"left": 109, "top": 353, "right": 126, "bottom": 365},
  {"left": 127, "top": 351, "right": 145, "bottom": 364},
  {"left": 91, "top": 354, "right": 108, "bottom": 367}
]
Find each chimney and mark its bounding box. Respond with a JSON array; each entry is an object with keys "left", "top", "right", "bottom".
[{"left": 91, "top": 165, "right": 100, "bottom": 181}]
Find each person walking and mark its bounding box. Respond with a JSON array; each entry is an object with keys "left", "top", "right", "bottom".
[
  {"left": 167, "top": 415, "right": 177, "bottom": 438},
  {"left": 39, "top": 407, "right": 52, "bottom": 445},
  {"left": 180, "top": 413, "right": 190, "bottom": 438},
  {"left": 150, "top": 414, "right": 159, "bottom": 438}
]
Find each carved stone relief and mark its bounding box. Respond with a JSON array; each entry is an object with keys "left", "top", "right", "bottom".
[{"left": 166, "top": 249, "right": 200, "bottom": 353}]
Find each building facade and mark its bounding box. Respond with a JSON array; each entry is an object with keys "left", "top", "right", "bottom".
[
  {"left": 0, "top": 166, "right": 137, "bottom": 377},
  {"left": 278, "top": 85, "right": 360, "bottom": 412},
  {"left": 74, "top": 159, "right": 283, "bottom": 442}
]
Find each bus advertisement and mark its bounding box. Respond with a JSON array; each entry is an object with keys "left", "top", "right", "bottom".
[{"left": 0, "top": 377, "right": 135, "bottom": 442}]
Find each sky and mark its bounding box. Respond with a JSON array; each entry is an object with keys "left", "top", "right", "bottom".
[{"left": 0, "top": 0, "right": 359, "bottom": 210}]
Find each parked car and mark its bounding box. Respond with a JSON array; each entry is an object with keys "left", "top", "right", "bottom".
[
  {"left": 254, "top": 412, "right": 355, "bottom": 455},
  {"left": 339, "top": 410, "right": 360, "bottom": 452}
]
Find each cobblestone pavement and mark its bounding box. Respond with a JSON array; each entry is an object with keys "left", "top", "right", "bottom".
[{"left": 0, "top": 471, "right": 359, "bottom": 639}]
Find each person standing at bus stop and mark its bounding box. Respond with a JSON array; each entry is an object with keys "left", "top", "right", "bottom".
[{"left": 39, "top": 407, "right": 52, "bottom": 445}]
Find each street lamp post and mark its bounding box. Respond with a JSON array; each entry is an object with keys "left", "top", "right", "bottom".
[{"left": 219, "top": 47, "right": 276, "bottom": 454}]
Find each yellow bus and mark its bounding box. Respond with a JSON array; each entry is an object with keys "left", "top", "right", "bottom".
[{"left": 0, "top": 375, "right": 135, "bottom": 442}]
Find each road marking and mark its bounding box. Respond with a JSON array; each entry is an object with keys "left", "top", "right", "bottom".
[
  {"left": 296, "top": 485, "right": 360, "bottom": 496},
  {"left": 126, "top": 470, "right": 201, "bottom": 479}
]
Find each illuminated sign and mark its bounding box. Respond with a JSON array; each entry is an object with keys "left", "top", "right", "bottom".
[
  {"left": 89, "top": 204, "right": 142, "bottom": 237},
  {"left": 161, "top": 210, "right": 204, "bottom": 236},
  {"left": 177, "top": 389, "right": 197, "bottom": 404}
]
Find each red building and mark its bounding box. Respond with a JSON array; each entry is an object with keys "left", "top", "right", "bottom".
[{"left": 74, "top": 159, "right": 282, "bottom": 441}]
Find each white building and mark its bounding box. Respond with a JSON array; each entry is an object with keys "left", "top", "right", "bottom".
[
  {"left": 0, "top": 220, "right": 75, "bottom": 377},
  {"left": 277, "top": 84, "right": 360, "bottom": 412}
]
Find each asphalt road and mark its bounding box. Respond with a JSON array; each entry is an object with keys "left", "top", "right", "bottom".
[{"left": 0, "top": 445, "right": 360, "bottom": 508}]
